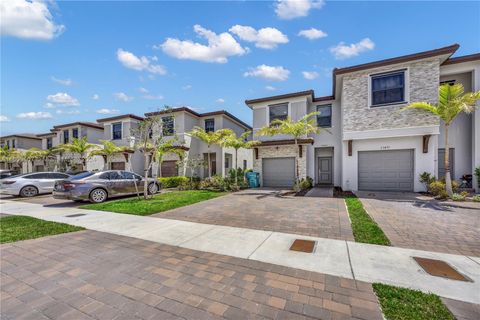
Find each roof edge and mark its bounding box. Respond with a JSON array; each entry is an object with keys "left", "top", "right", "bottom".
[
  {"left": 97, "top": 114, "right": 144, "bottom": 123},
  {"left": 442, "top": 53, "right": 480, "bottom": 66}
]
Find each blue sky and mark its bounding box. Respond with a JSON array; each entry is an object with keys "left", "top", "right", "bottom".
[{"left": 1, "top": 0, "right": 479, "bottom": 135}]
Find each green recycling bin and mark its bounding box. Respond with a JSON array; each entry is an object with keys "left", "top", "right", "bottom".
[{"left": 246, "top": 172, "right": 260, "bottom": 188}]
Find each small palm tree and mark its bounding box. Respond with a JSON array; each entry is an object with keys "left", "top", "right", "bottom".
[
  {"left": 58, "top": 137, "right": 99, "bottom": 170},
  {"left": 90, "top": 140, "right": 127, "bottom": 170},
  {"left": 25, "top": 148, "right": 44, "bottom": 172},
  {"left": 403, "top": 84, "right": 480, "bottom": 196},
  {"left": 0, "top": 145, "right": 22, "bottom": 170},
  {"left": 156, "top": 138, "right": 186, "bottom": 177},
  {"left": 220, "top": 130, "right": 260, "bottom": 185},
  {"left": 256, "top": 112, "right": 321, "bottom": 182},
  {"left": 189, "top": 127, "right": 232, "bottom": 178}
]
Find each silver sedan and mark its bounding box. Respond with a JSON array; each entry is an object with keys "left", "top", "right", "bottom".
[
  {"left": 52, "top": 170, "right": 160, "bottom": 203},
  {"left": 0, "top": 172, "right": 71, "bottom": 197}
]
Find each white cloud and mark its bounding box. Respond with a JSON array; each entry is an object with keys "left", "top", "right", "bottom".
[
  {"left": 216, "top": 98, "right": 225, "bottom": 103},
  {"left": 17, "top": 111, "right": 52, "bottom": 119},
  {"left": 51, "top": 76, "right": 73, "bottom": 86},
  {"left": 117, "top": 48, "right": 167, "bottom": 75},
  {"left": 0, "top": 0, "right": 65, "bottom": 40},
  {"left": 0, "top": 115, "right": 10, "bottom": 122},
  {"left": 158, "top": 24, "right": 247, "bottom": 63},
  {"left": 46, "top": 92, "right": 80, "bottom": 107},
  {"left": 113, "top": 92, "right": 133, "bottom": 102},
  {"left": 330, "top": 38, "right": 375, "bottom": 59},
  {"left": 92, "top": 94, "right": 99, "bottom": 100},
  {"left": 143, "top": 94, "right": 164, "bottom": 100},
  {"left": 302, "top": 71, "right": 319, "bottom": 80},
  {"left": 56, "top": 109, "right": 80, "bottom": 115},
  {"left": 138, "top": 87, "right": 149, "bottom": 93},
  {"left": 96, "top": 108, "right": 119, "bottom": 115},
  {"left": 265, "top": 86, "right": 276, "bottom": 91},
  {"left": 182, "top": 85, "right": 192, "bottom": 90},
  {"left": 229, "top": 25, "right": 288, "bottom": 50},
  {"left": 275, "top": 0, "right": 324, "bottom": 20},
  {"left": 298, "top": 28, "right": 327, "bottom": 40},
  {"left": 244, "top": 65, "right": 290, "bottom": 81}
]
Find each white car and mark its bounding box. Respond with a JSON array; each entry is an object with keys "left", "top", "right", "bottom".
[{"left": 0, "top": 172, "right": 71, "bottom": 197}]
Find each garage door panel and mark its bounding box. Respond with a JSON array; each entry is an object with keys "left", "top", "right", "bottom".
[
  {"left": 262, "top": 157, "right": 295, "bottom": 188},
  {"left": 358, "top": 150, "right": 414, "bottom": 191}
]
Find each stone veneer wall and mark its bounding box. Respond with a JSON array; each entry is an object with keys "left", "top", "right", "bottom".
[
  {"left": 342, "top": 58, "right": 441, "bottom": 132},
  {"left": 253, "top": 145, "right": 307, "bottom": 183}
]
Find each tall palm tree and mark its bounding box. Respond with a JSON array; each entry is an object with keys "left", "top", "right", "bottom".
[
  {"left": 403, "top": 84, "right": 480, "bottom": 196},
  {"left": 189, "top": 127, "right": 232, "bottom": 178},
  {"left": 256, "top": 112, "right": 321, "bottom": 182},
  {"left": 58, "top": 137, "right": 99, "bottom": 171},
  {"left": 220, "top": 130, "right": 260, "bottom": 185},
  {"left": 90, "top": 140, "right": 127, "bottom": 170}
]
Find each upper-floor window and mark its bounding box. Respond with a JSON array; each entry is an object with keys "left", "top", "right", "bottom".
[
  {"left": 440, "top": 79, "right": 456, "bottom": 86},
  {"left": 11, "top": 139, "right": 15, "bottom": 149},
  {"left": 205, "top": 119, "right": 215, "bottom": 133},
  {"left": 63, "top": 130, "right": 69, "bottom": 144},
  {"left": 316, "top": 105, "right": 332, "bottom": 128},
  {"left": 6, "top": 140, "right": 10, "bottom": 149},
  {"left": 269, "top": 103, "right": 288, "bottom": 124},
  {"left": 112, "top": 122, "right": 122, "bottom": 140},
  {"left": 46, "top": 137, "right": 53, "bottom": 149},
  {"left": 162, "top": 116, "right": 174, "bottom": 136},
  {"left": 72, "top": 128, "right": 79, "bottom": 139},
  {"left": 371, "top": 71, "right": 405, "bottom": 107}
]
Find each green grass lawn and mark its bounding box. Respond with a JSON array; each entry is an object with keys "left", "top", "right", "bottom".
[
  {"left": 0, "top": 215, "right": 84, "bottom": 244},
  {"left": 81, "top": 190, "right": 226, "bottom": 216},
  {"left": 344, "top": 195, "right": 391, "bottom": 246},
  {"left": 373, "top": 283, "right": 454, "bottom": 320}
]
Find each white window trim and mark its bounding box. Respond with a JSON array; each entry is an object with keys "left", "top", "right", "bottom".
[
  {"left": 367, "top": 68, "right": 410, "bottom": 109},
  {"left": 161, "top": 116, "right": 175, "bottom": 136},
  {"left": 112, "top": 122, "right": 123, "bottom": 140},
  {"left": 316, "top": 104, "right": 333, "bottom": 128},
  {"left": 266, "top": 102, "right": 290, "bottom": 125}
]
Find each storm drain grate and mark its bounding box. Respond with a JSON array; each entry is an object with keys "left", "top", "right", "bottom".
[
  {"left": 290, "top": 239, "right": 316, "bottom": 253},
  {"left": 65, "top": 213, "right": 86, "bottom": 218},
  {"left": 413, "top": 257, "right": 472, "bottom": 282}
]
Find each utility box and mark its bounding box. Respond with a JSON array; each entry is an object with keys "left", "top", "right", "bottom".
[{"left": 246, "top": 172, "right": 260, "bottom": 188}]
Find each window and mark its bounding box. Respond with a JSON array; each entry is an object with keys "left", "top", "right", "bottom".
[
  {"left": 269, "top": 103, "right": 288, "bottom": 124},
  {"left": 72, "top": 128, "right": 79, "bottom": 139},
  {"left": 440, "top": 79, "right": 456, "bottom": 86},
  {"left": 48, "top": 173, "right": 69, "bottom": 179},
  {"left": 46, "top": 137, "right": 53, "bottom": 149},
  {"left": 316, "top": 105, "right": 332, "bottom": 128},
  {"left": 205, "top": 119, "right": 215, "bottom": 132},
  {"left": 112, "top": 122, "right": 122, "bottom": 140},
  {"left": 99, "top": 171, "right": 122, "bottom": 180},
  {"left": 6, "top": 140, "right": 10, "bottom": 149},
  {"left": 24, "top": 173, "right": 49, "bottom": 179},
  {"left": 63, "top": 130, "right": 69, "bottom": 144},
  {"left": 11, "top": 139, "right": 15, "bottom": 149},
  {"left": 243, "top": 160, "right": 247, "bottom": 170},
  {"left": 162, "top": 116, "right": 174, "bottom": 136},
  {"left": 371, "top": 71, "right": 405, "bottom": 106}
]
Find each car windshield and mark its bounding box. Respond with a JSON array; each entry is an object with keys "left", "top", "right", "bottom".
[{"left": 70, "top": 172, "right": 94, "bottom": 180}]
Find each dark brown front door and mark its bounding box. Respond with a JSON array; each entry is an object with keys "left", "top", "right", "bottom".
[
  {"left": 161, "top": 161, "right": 177, "bottom": 177},
  {"left": 111, "top": 162, "right": 125, "bottom": 170}
]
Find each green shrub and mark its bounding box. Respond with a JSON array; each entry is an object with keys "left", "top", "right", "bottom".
[
  {"left": 178, "top": 176, "right": 201, "bottom": 190},
  {"left": 158, "top": 176, "right": 189, "bottom": 188},
  {"left": 294, "top": 177, "right": 313, "bottom": 192},
  {"left": 199, "top": 175, "right": 226, "bottom": 191},
  {"left": 451, "top": 193, "right": 466, "bottom": 201},
  {"left": 473, "top": 195, "right": 480, "bottom": 202},
  {"left": 428, "top": 181, "right": 445, "bottom": 196},
  {"left": 419, "top": 172, "right": 435, "bottom": 191}
]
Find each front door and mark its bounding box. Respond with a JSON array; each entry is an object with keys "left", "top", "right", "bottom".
[{"left": 318, "top": 157, "right": 332, "bottom": 185}]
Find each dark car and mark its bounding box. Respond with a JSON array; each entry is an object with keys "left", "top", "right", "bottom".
[{"left": 53, "top": 170, "right": 160, "bottom": 203}]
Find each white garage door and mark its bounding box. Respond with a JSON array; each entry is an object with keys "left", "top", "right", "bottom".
[
  {"left": 262, "top": 157, "right": 296, "bottom": 188},
  {"left": 358, "top": 150, "right": 414, "bottom": 191}
]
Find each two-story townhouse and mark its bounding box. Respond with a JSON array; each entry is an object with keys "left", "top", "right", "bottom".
[
  {"left": 0, "top": 134, "right": 42, "bottom": 173},
  {"left": 144, "top": 107, "right": 253, "bottom": 178},
  {"left": 246, "top": 44, "right": 480, "bottom": 192}
]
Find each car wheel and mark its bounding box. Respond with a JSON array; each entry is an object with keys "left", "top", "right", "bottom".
[
  {"left": 147, "top": 183, "right": 159, "bottom": 195},
  {"left": 89, "top": 188, "right": 108, "bottom": 203},
  {"left": 20, "top": 186, "right": 38, "bottom": 197}
]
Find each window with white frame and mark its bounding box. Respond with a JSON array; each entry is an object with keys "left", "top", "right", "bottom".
[
  {"left": 316, "top": 105, "right": 332, "bottom": 128},
  {"left": 72, "top": 128, "right": 79, "bottom": 139},
  {"left": 162, "top": 116, "right": 174, "bottom": 136},
  {"left": 112, "top": 122, "right": 122, "bottom": 140},
  {"left": 63, "top": 130, "right": 69, "bottom": 144},
  {"left": 46, "top": 137, "right": 53, "bottom": 149},
  {"left": 370, "top": 70, "right": 406, "bottom": 106},
  {"left": 269, "top": 103, "right": 288, "bottom": 124},
  {"left": 204, "top": 119, "right": 215, "bottom": 132}
]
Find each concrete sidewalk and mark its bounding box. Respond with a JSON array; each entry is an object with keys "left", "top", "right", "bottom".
[{"left": 1, "top": 199, "right": 479, "bottom": 304}]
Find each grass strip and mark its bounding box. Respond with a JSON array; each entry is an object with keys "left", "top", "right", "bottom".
[
  {"left": 373, "top": 283, "right": 454, "bottom": 320},
  {"left": 344, "top": 195, "right": 391, "bottom": 245},
  {"left": 81, "top": 190, "right": 226, "bottom": 216},
  {"left": 0, "top": 215, "right": 84, "bottom": 244}
]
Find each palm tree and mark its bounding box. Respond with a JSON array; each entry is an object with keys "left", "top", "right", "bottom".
[
  {"left": 155, "top": 138, "right": 186, "bottom": 177},
  {"left": 403, "top": 84, "right": 480, "bottom": 196},
  {"left": 90, "top": 140, "right": 127, "bottom": 170},
  {"left": 24, "top": 148, "right": 44, "bottom": 172},
  {"left": 220, "top": 130, "right": 260, "bottom": 185},
  {"left": 189, "top": 127, "right": 232, "bottom": 178},
  {"left": 58, "top": 137, "right": 99, "bottom": 171},
  {"left": 256, "top": 112, "right": 321, "bottom": 182},
  {"left": 0, "top": 145, "right": 22, "bottom": 171}
]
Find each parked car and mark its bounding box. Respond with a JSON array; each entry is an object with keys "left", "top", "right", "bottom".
[
  {"left": 0, "top": 172, "right": 71, "bottom": 197},
  {"left": 0, "top": 170, "right": 18, "bottom": 180},
  {"left": 53, "top": 170, "right": 160, "bottom": 203}
]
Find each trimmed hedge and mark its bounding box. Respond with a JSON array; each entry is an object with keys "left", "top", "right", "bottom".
[{"left": 158, "top": 176, "right": 189, "bottom": 188}]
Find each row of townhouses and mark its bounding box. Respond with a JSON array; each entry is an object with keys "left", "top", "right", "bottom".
[{"left": 1, "top": 44, "right": 479, "bottom": 192}]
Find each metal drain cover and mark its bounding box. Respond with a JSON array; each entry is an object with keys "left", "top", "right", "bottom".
[
  {"left": 65, "top": 213, "right": 86, "bottom": 218},
  {"left": 413, "top": 257, "right": 471, "bottom": 282},
  {"left": 290, "top": 239, "right": 316, "bottom": 253}
]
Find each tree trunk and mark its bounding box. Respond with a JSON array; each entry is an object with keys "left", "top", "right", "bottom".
[
  {"left": 444, "top": 125, "right": 453, "bottom": 196},
  {"left": 234, "top": 148, "right": 238, "bottom": 185},
  {"left": 143, "top": 153, "right": 149, "bottom": 200},
  {"left": 295, "top": 139, "right": 299, "bottom": 183},
  {"left": 207, "top": 148, "right": 211, "bottom": 178}
]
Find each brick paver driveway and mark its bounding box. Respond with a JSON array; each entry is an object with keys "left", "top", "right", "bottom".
[
  {"left": 357, "top": 191, "right": 480, "bottom": 257},
  {"left": 1, "top": 230, "right": 382, "bottom": 320},
  {"left": 153, "top": 189, "right": 354, "bottom": 241}
]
